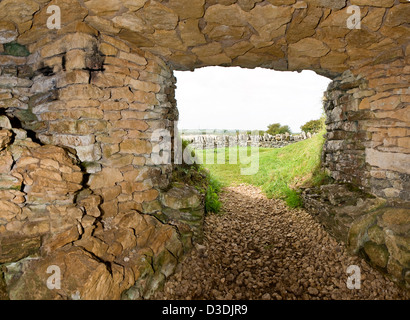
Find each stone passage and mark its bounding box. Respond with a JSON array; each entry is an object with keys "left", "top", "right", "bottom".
[{"left": 0, "top": 0, "right": 409, "bottom": 298}]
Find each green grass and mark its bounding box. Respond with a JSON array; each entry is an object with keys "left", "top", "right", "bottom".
[{"left": 195, "top": 131, "right": 328, "bottom": 207}]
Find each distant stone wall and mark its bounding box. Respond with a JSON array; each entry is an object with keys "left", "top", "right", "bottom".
[{"left": 183, "top": 132, "right": 312, "bottom": 150}]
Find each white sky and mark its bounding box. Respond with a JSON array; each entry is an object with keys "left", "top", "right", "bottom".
[{"left": 175, "top": 67, "right": 332, "bottom": 133}]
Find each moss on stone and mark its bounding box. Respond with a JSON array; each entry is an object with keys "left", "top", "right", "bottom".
[
  {"left": 14, "top": 108, "right": 38, "bottom": 124},
  {"left": 142, "top": 200, "right": 162, "bottom": 213},
  {"left": 179, "top": 231, "right": 193, "bottom": 252},
  {"left": 347, "top": 210, "right": 384, "bottom": 254},
  {"left": 122, "top": 253, "right": 155, "bottom": 300},
  {"left": 153, "top": 249, "right": 177, "bottom": 278},
  {"left": 387, "top": 258, "right": 404, "bottom": 280},
  {"left": 152, "top": 211, "right": 169, "bottom": 224},
  {"left": 368, "top": 225, "right": 385, "bottom": 245},
  {"left": 2, "top": 42, "right": 30, "bottom": 57},
  {"left": 363, "top": 241, "right": 389, "bottom": 269},
  {"left": 0, "top": 236, "right": 41, "bottom": 264},
  {"left": 0, "top": 271, "right": 9, "bottom": 300}
]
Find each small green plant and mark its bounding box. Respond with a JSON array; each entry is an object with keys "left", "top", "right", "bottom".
[
  {"left": 204, "top": 174, "right": 223, "bottom": 214},
  {"left": 310, "top": 168, "right": 333, "bottom": 187},
  {"left": 300, "top": 115, "right": 326, "bottom": 134},
  {"left": 205, "top": 185, "right": 221, "bottom": 213},
  {"left": 171, "top": 138, "right": 223, "bottom": 213},
  {"left": 208, "top": 174, "right": 223, "bottom": 193},
  {"left": 284, "top": 188, "right": 303, "bottom": 208}
]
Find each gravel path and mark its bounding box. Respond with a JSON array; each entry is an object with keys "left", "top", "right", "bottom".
[{"left": 153, "top": 185, "right": 409, "bottom": 300}]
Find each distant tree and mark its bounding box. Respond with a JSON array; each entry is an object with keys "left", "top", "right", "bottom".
[
  {"left": 278, "top": 125, "right": 291, "bottom": 134},
  {"left": 266, "top": 123, "right": 291, "bottom": 135},
  {"left": 301, "top": 117, "right": 325, "bottom": 134},
  {"left": 267, "top": 123, "right": 280, "bottom": 135}
]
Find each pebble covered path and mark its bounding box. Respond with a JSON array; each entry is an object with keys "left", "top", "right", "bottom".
[{"left": 153, "top": 185, "right": 409, "bottom": 300}]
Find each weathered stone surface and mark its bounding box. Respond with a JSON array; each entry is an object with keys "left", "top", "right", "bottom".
[
  {"left": 18, "top": 0, "right": 398, "bottom": 75},
  {"left": 0, "top": 175, "right": 22, "bottom": 191},
  {"left": 120, "top": 139, "right": 152, "bottom": 155},
  {"left": 0, "top": 130, "right": 13, "bottom": 151},
  {"left": 368, "top": 224, "right": 385, "bottom": 245},
  {"left": 384, "top": 3, "right": 410, "bottom": 27},
  {"left": 289, "top": 38, "right": 330, "bottom": 58},
  {"left": 286, "top": 7, "right": 323, "bottom": 44},
  {"left": 0, "top": 152, "right": 13, "bottom": 172},
  {"left": 304, "top": 182, "right": 410, "bottom": 286},
  {"left": 6, "top": 247, "right": 122, "bottom": 300},
  {"left": 0, "top": 116, "right": 12, "bottom": 129},
  {"left": 0, "top": 235, "right": 41, "bottom": 264},
  {"left": 366, "top": 149, "right": 410, "bottom": 175},
  {"left": 159, "top": 184, "right": 205, "bottom": 244},
  {"left": 364, "top": 242, "right": 389, "bottom": 268},
  {"left": 33, "top": 0, "right": 88, "bottom": 28},
  {"left": 350, "top": 0, "right": 394, "bottom": 8},
  {"left": 88, "top": 167, "right": 123, "bottom": 190},
  {"left": 167, "top": 0, "right": 205, "bottom": 19},
  {"left": 179, "top": 20, "right": 207, "bottom": 47},
  {"left": 161, "top": 185, "right": 202, "bottom": 210},
  {"left": 0, "top": 21, "right": 18, "bottom": 44},
  {"left": 247, "top": 4, "right": 293, "bottom": 38},
  {"left": 78, "top": 193, "right": 102, "bottom": 217},
  {"left": 41, "top": 225, "right": 80, "bottom": 254},
  {"left": 204, "top": 4, "right": 247, "bottom": 27},
  {"left": 112, "top": 13, "right": 153, "bottom": 34},
  {"left": 362, "top": 8, "right": 385, "bottom": 32},
  {"left": 84, "top": 0, "right": 122, "bottom": 16},
  {"left": 0, "top": 0, "right": 39, "bottom": 32},
  {"left": 137, "top": 2, "right": 179, "bottom": 31}
]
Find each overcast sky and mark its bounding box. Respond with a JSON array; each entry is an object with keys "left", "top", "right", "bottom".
[{"left": 175, "top": 67, "right": 332, "bottom": 133}]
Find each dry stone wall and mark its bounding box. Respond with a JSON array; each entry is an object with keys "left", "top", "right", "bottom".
[
  {"left": 0, "top": 0, "right": 408, "bottom": 298},
  {"left": 1, "top": 31, "right": 181, "bottom": 215},
  {"left": 183, "top": 132, "right": 311, "bottom": 149},
  {"left": 307, "top": 57, "right": 410, "bottom": 290},
  {"left": 0, "top": 32, "right": 191, "bottom": 299},
  {"left": 323, "top": 65, "right": 409, "bottom": 205},
  {"left": 0, "top": 113, "right": 186, "bottom": 300}
]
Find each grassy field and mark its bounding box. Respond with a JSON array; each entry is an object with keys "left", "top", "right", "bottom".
[{"left": 194, "top": 131, "right": 328, "bottom": 207}]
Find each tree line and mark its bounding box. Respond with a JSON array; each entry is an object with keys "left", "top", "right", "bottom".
[{"left": 264, "top": 116, "right": 325, "bottom": 135}]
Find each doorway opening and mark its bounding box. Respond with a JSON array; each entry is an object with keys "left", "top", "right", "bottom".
[{"left": 173, "top": 67, "right": 332, "bottom": 208}]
